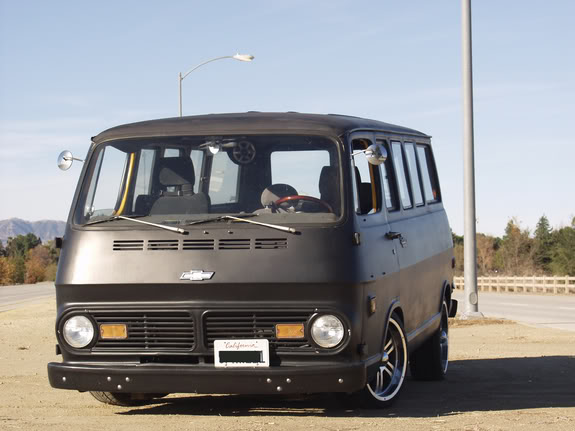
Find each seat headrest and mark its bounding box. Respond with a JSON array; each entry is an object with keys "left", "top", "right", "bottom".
[
  {"left": 158, "top": 157, "right": 196, "bottom": 187},
  {"left": 261, "top": 184, "right": 298, "bottom": 207},
  {"left": 319, "top": 166, "right": 338, "bottom": 196}
]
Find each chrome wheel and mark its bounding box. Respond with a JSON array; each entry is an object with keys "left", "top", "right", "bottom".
[
  {"left": 439, "top": 302, "right": 449, "bottom": 374},
  {"left": 366, "top": 315, "right": 408, "bottom": 402}
]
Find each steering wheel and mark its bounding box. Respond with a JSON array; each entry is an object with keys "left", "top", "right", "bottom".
[{"left": 274, "top": 195, "right": 333, "bottom": 213}]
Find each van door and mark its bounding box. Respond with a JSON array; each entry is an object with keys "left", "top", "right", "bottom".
[{"left": 350, "top": 134, "right": 400, "bottom": 352}]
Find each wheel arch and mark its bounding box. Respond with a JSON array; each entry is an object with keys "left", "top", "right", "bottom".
[
  {"left": 383, "top": 299, "right": 404, "bottom": 344},
  {"left": 440, "top": 280, "right": 451, "bottom": 311}
]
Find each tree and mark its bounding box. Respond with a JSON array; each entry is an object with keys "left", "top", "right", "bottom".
[
  {"left": 25, "top": 245, "right": 52, "bottom": 284},
  {"left": 476, "top": 234, "right": 497, "bottom": 275},
  {"left": 550, "top": 226, "right": 575, "bottom": 275},
  {"left": 11, "top": 256, "right": 26, "bottom": 284},
  {"left": 5, "top": 234, "right": 42, "bottom": 259},
  {"left": 496, "top": 218, "right": 535, "bottom": 275},
  {"left": 0, "top": 257, "right": 15, "bottom": 285},
  {"left": 533, "top": 215, "right": 553, "bottom": 273}
]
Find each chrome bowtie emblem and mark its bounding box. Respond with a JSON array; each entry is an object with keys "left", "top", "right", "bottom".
[{"left": 180, "top": 270, "right": 215, "bottom": 281}]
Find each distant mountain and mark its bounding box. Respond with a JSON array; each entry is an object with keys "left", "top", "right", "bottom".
[{"left": 0, "top": 218, "right": 66, "bottom": 244}]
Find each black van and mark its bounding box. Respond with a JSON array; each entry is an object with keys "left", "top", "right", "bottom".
[{"left": 49, "top": 112, "right": 457, "bottom": 408}]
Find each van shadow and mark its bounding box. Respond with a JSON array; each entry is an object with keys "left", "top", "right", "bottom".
[{"left": 120, "top": 356, "right": 575, "bottom": 418}]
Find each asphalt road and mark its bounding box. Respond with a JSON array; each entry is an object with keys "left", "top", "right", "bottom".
[
  {"left": 454, "top": 289, "right": 575, "bottom": 332},
  {"left": 0, "top": 282, "right": 55, "bottom": 312}
]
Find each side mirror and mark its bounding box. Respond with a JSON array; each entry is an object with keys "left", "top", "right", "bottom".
[
  {"left": 57, "top": 150, "right": 84, "bottom": 171},
  {"left": 365, "top": 143, "right": 387, "bottom": 165}
]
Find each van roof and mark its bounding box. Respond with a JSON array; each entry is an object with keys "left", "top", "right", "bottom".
[{"left": 92, "top": 112, "right": 430, "bottom": 144}]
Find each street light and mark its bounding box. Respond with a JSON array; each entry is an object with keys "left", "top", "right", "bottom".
[
  {"left": 461, "top": 0, "right": 483, "bottom": 319},
  {"left": 178, "top": 53, "right": 255, "bottom": 117}
]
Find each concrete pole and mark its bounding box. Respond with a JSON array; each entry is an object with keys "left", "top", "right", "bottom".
[
  {"left": 461, "top": 0, "right": 483, "bottom": 318},
  {"left": 178, "top": 72, "right": 183, "bottom": 117}
]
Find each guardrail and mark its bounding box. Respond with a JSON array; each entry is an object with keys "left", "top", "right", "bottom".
[{"left": 453, "top": 276, "right": 575, "bottom": 295}]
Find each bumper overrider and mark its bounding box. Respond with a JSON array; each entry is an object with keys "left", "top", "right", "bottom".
[{"left": 48, "top": 360, "right": 377, "bottom": 394}]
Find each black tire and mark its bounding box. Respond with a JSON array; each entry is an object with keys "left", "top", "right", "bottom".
[
  {"left": 89, "top": 391, "right": 168, "bottom": 406},
  {"left": 409, "top": 301, "right": 449, "bottom": 381},
  {"left": 359, "top": 313, "right": 408, "bottom": 408}
]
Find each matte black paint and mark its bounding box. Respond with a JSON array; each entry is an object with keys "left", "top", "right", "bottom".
[{"left": 49, "top": 113, "right": 454, "bottom": 396}]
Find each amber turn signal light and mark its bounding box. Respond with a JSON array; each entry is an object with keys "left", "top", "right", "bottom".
[
  {"left": 276, "top": 323, "right": 305, "bottom": 339},
  {"left": 99, "top": 324, "right": 128, "bottom": 339}
]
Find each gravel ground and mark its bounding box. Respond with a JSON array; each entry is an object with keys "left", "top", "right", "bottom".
[{"left": 1, "top": 299, "right": 574, "bottom": 431}]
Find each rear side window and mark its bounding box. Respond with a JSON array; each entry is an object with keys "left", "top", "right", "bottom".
[
  {"left": 404, "top": 143, "right": 424, "bottom": 206},
  {"left": 376, "top": 139, "right": 399, "bottom": 211},
  {"left": 391, "top": 142, "right": 412, "bottom": 209},
  {"left": 417, "top": 145, "right": 441, "bottom": 203}
]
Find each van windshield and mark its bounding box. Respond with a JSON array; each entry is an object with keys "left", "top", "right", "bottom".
[{"left": 75, "top": 135, "right": 342, "bottom": 226}]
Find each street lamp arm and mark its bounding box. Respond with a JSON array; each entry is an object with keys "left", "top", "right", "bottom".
[
  {"left": 180, "top": 56, "right": 235, "bottom": 81},
  {"left": 178, "top": 53, "right": 254, "bottom": 117}
]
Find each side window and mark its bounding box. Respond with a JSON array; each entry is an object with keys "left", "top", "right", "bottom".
[
  {"left": 209, "top": 152, "right": 240, "bottom": 204},
  {"left": 391, "top": 142, "right": 412, "bottom": 209},
  {"left": 376, "top": 139, "right": 399, "bottom": 211},
  {"left": 352, "top": 139, "right": 381, "bottom": 215},
  {"left": 417, "top": 145, "right": 441, "bottom": 203},
  {"left": 132, "top": 149, "right": 156, "bottom": 211},
  {"left": 404, "top": 142, "right": 424, "bottom": 206}
]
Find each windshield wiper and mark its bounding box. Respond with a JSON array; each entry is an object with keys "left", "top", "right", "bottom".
[
  {"left": 184, "top": 214, "right": 298, "bottom": 234},
  {"left": 182, "top": 213, "right": 257, "bottom": 226},
  {"left": 83, "top": 215, "right": 188, "bottom": 235}
]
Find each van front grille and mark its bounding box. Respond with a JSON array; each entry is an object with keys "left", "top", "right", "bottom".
[
  {"left": 91, "top": 311, "right": 195, "bottom": 351},
  {"left": 204, "top": 311, "right": 313, "bottom": 351}
]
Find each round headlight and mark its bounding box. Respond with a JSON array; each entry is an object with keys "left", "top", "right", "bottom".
[
  {"left": 311, "top": 314, "right": 345, "bottom": 348},
  {"left": 62, "top": 315, "right": 95, "bottom": 348}
]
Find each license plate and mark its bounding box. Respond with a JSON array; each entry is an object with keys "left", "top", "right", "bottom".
[{"left": 214, "top": 339, "right": 270, "bottom": 368}]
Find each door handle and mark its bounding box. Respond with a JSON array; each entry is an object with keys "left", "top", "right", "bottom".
[
  {"left": 385, "top": 231, "right": 402, "bottom": 240},
  {"left": 386, "top": 231, "right": 408, "bottom": 247}
]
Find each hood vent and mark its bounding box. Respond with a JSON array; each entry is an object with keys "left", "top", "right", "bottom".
[
  {"left": 219, "top": 238, "right": 251, "bottom": 250},
  {"left": 113, "top": 240, "right": 144, "bottom": 251},
  {"left": 113, "top": 237, "right": 288, "bottom": 251},
  {"left": 183, "top": 239, "right": 215, "bottom": 250},
  {"left": 255, "top": 238, "right": 288, "bottom": 249},
  {"left": 148, "top": 239, "right": 179, "bottom": 251}
]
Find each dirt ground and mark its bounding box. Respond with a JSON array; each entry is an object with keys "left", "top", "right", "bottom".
[{"left": 1, "top": 300, "right": 574, "bottom": 431}]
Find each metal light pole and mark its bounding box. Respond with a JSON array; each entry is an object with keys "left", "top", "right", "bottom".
[
  {"left": 462, "top": 0, "right": 483, "bottom": 319},
  {"left": 178, "top": 53, "right": 254, "bottom": 117}
]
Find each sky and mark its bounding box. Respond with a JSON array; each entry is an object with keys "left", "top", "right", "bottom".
[{"left": 0, "top": 0, "right": 573, "bottom": 237}]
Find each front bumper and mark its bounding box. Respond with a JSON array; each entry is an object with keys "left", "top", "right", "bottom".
[{"left": 48, "top": 359, "right": 377, "bottom": 394}]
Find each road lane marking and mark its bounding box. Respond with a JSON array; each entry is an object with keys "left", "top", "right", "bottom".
[{"left": 497, "top": 303, "right": 529, "bottom": 307}]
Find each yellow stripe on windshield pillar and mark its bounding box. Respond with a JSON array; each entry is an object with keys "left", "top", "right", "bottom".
[{"left": 115, "top": 152, "right": 136, "bottom": 216}]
